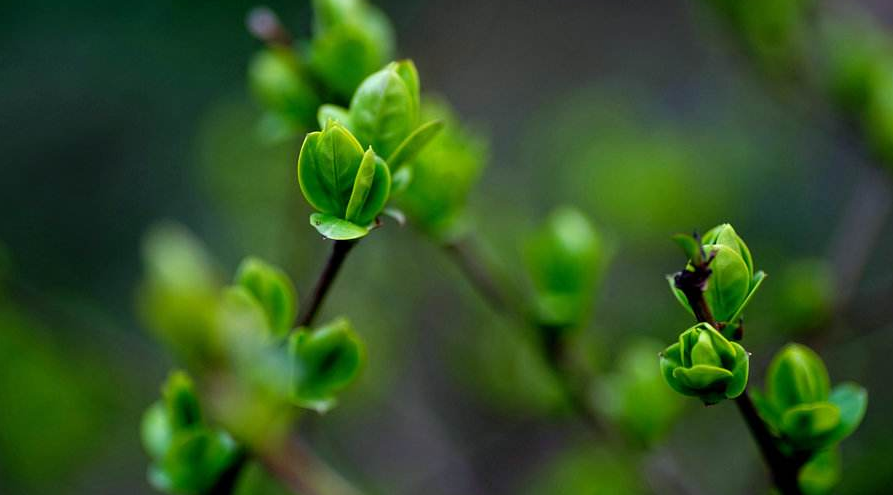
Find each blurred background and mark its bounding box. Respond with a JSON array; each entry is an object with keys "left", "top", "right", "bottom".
[{"left": 2, "top": 0, "right": 893, "bottom": 494}]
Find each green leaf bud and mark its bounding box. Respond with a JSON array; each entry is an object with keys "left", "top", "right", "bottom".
[
  {"left": 323, "top": 60, "right": 431, "bottom": 161},
  {"left": 309, "top": 0, "right": 395, "bottom": 100},
  {"left": 660, "top": 323, "right": 749, "bottom": 405},
  {"left": 756, "top": 344, "right": 868, "bottom": 452},
  {"left": 395, "top": 96, "right": 487, "bottom": 240},
  {"left": 297, "top": 121, "right": 391, "bottom": 239},
  {"left": 670, "top": 223, "right": 765, "bottom": 337},
  {"left": 138, "top": 223, "right": 223, "bottom": 364},
  {"left": 288, "top": 317, "right": 365, "bottom": 412},
  {"left": 523, "top": 207, "right": 604, "bottom": 329},
  {"left": 234, "top": 257, "right": 297, "bottom": 338},
  {"left": 248, "top": 47, "right": 320, "bottom": 134},
  {"left": 141, "top": 371, "right": 241, "bottom": 495}
]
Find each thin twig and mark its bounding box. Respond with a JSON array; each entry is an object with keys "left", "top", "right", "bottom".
[
  {"left": 296, "top": 240, "right": 357, "bottom": 328},
  {"left": 257, "top": 439, "right": 365, "bottom": 495}
]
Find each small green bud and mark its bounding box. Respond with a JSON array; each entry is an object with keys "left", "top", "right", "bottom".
[
  {"left": 248, "top": 47, "right": 320, "bottom": 134},
  {"left": 138, "top": 223, "right": 223, "bottom": 364},
  {"left": 395, "top": 96, "right": 487, "bottom": 239},
  {"left": 234, "top": 257, "right": 297, "bottom": 338},
  {"left": 523, "top": 207, "right": 603, "bottom": 329},
  {"left": 660, "top": 323, "right": 749, "bottom": 404},
  {"left": 289, "top": 317, "right": 365, "bottom": 412},
  {"left": 670, "top": 223, "right": 765, "bottom": 337},
  {"left": 756, "top": 344, "right": 867, "bottom": 452},
  {"left": 309, "top": 0, "right": 395, "bottom": 100},
  {"left": 142, "top": 371, "right": 241, "bottom": 495},
  {"left": 297, "top": 121, "right": 391, "bottom": 239}
]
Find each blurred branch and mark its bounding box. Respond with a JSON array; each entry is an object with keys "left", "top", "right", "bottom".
[
  {"left": 441, "top": 233, "right": 695, "bottom": 493},
  {"left": 257, "top": 439, "right": 365, "bottom": 495}
]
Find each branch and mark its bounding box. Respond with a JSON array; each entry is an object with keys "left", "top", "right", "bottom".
[{"left": 296, "top": 240, "right": 357, "bottom": 328}]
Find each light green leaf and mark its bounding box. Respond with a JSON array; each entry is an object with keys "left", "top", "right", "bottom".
[
  {"left": 386, "top": 119, "right": 444, "bottom": 170},
  {"left": 781, "top": 402, "right": 842, "bottom": 449},
  {"left": 725, "top": 342, "right": 749, "bottom": 399},
  {"left": 345, "top": 148, "right": 377, "bottom": 223},
  {"left": 317, "top": 104, "right": 351, "bottom": 129},
  {"left": 309, "top": 213, "right": 370, "bottom": 240},
  {"left": 827, "top": 382, "right": 868, "bottom": 443},
  {"left": 234, "top": 257, "right": 297, "bottom": 338},
  {"left": 703, "top": 244, "right": 750, "bottom": 323},
  {"left": 289, "top": 318, "right": 365, "bottom": 412},
  {"left": 672, "top": 364, "right": 733, "bottom": 390},
  {"left": 349, "top": 63, "right": 415, "bottom": 158}
]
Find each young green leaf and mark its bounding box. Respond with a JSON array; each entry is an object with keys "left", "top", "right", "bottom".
[{"left": 234, "top": 257, "right": 297, "bottom": 338}]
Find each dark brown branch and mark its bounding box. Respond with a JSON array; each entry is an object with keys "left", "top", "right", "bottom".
[{"left": 296, "top": 240, "right": 357, "bottom": 328}]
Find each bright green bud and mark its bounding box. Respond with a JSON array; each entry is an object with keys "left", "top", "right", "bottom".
[
  {"left": 395, "top": 96, "right": 486, "bottom": 239},
  {"left": 670, "top": 223, "right": 765, "bottom": 337},
  {"left": 523, "top": 207, "right": 603, "bottom": 329},
  {"left": 755, "top": 344, "right": 867, "bottom": 452},
  {"left": 289, "top": 317, "right": 365, "bottom": 412},
  {"left": 297, "top": 121, "right": 391, "bottom": 239},
  {"left": 319, "top": 60, "right": 442, "bottom": 169},
  {"left": 248, "top": 47, "right": 320, "bottom": 135},
  {"left": 234, "top": 257, "right": 297, "bottom": 338},
  {"left": 309, "top": 0, "right": 395, "bottom": 100},
  {"left": 660, "top": 323, "right": 749, "bottom": 404}
]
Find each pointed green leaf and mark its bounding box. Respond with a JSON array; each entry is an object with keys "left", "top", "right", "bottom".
[
  {"left": 725, "top": 342, "right": 749, "bottom": 399},
  {"left": 703, "top": 245, "right": 750, "bottom": 323},
  {"left": 386, "top": 119, "right": 444, "bottom": 170},
  {"left": 726, "top": 270, "right": 767, "bottom": 326},
  {"left": 349, "top": 65, "right": 415, "bottom": 157},
  {"left": 345, "top": 148, "right": 377, "bottom": 223},
  {"left": 671, "top": 233, "right": 702, "bottom": 264},
  {"left": 352, "top": 154, "right": 391, "bottom": 225}
]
